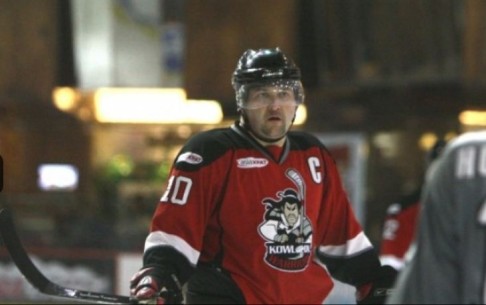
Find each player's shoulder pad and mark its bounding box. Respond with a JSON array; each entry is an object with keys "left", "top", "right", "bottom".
[
  {"left": 287, "top": 130, "right": 327, "bottom": 150},
  {"left": 288, "top": 131, "right": 336, "bottom": 163},
  {"left": 450, "top": 130, "right": 486, "bottom": 148},
  {"left": 425, "top": 131, "right": 486, "bottom": 177},
  {"left": 443, "top": 130, "right": 486, "bottom": 161},
  {"left": 174, "top": 128, "right": 233, "bottom": 171}
]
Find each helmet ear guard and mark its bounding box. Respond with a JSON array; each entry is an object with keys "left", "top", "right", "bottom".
[{"left": 232, "top": 48, "right": 305, "bottom": 109}]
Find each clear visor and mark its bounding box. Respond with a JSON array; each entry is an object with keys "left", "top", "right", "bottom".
[{"left": 236, "top": 80, "right": 304, "bottom": 110}]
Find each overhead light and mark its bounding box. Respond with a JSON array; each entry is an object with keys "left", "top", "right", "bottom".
[
  {"left": 418, "top": 132, "right": 438, "bottom": 151},
  {"left": 94, "top": 88, "right": 187, "bottom": 123},
  {"left": 91, "top": 88, "right": 224, "bottom": 124},
  {"left": 185, "top": 100, "right": 224, "bottom": 124},
  {"left": 459, "top": 110, "right": 486, "bottom": 126},
  {"left": 53, "top": 87, "right": 225, "bottom": 124},
  {"left": 52, "top": 87, "right": 81, "bottom": 111}
]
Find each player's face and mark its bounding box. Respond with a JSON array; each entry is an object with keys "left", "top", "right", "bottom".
[{"left": 244, "top": 85, "right": 298, "bottom": 144}]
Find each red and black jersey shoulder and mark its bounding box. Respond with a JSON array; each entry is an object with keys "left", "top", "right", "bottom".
[
  {"left": 287, "top": 130, "right": 325, "bottom": 149},
  {"left": 173, "top": 124, "right": 334, "bottom": 172},
  {"left": 172, "top": 126, "right": 250, "bottom": 172},
  {"left": 287, "top": 130, "right": 335, "bottom": 160}
]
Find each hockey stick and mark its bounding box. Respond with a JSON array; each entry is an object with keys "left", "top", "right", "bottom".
[
  {"left": 0, "top": 208, "right": 135, "bottom": 304},
  {"left": 285, "top": 168, "right": 306, "bottom": 236}
]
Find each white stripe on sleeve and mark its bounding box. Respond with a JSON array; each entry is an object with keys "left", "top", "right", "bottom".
[
  {"left": 144, "top": 231, "right": 200, "bottom": 265},
  {"left": 317, "top": 231, "right": 373, "bottom": 258}
]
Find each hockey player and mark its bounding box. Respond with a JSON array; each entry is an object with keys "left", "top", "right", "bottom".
[
  {"left": 130, "top": 47, "right": 396, "bottom": 304},
  {"left": 387, "top": 130, "right": 486, "bottom": 304},
  {"left": 379, "top": 139, "right": 446, "bottom": 271}
]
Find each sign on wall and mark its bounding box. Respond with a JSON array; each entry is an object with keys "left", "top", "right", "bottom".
[
  {"left": 315, "top": 133, "right": 367, "bottom": 225},
  {"left": 71, "top": 0, "right": 184, "bottom": 89}
]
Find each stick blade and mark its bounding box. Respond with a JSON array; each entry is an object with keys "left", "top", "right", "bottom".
[{"left": 0, "top": 208, "right": 133, "bottom": 304}]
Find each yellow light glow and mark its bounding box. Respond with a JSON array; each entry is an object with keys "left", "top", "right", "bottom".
[
  {"left": 52, "top": 87, "right": 79, "bottom": 111},
  {"left": 418, "top": 132, "right": 438, "bottom": 151},
  {"left": 93, "top": 88, "right": 224, "bottom": 124},
  {"left": 294, "top": 105, "right": 307, "bottom": 125},
  {"left": 459, "top": 110, "right": 486, "bottom": 126},
  {"left": 185, "top": 100, "right": 224, "bottom": 124},
  {"left": 94, "top": 88, "right": 187, "bottom": 123}
]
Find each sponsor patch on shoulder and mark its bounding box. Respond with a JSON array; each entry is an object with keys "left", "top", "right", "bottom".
[
  {"left": 237, "top": 157, "right": 269, "bottom": 168},
  {"left": 177, "top": 152, "right": 203, "bottom": 164}
]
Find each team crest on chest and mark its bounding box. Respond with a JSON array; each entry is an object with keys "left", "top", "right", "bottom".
[{"left": 257, "top": 168, "right": 313, "bottom": 272}]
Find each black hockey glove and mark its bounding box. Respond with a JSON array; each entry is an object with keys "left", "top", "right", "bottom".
[
  {"left": 356, "top": 265, "right": 397, "bottom": 304},
  {"left": 130, "top": 266, "right": 183, "bottom": 304}
]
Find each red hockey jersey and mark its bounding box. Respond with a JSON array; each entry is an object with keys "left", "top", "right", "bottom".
[{"left": 143, "top": 122, "right": 381, "bottom": 304}]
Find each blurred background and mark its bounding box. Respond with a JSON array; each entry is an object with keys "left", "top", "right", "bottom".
[{"left": 1, "top": 0, "right": 486, "bottom": 302}]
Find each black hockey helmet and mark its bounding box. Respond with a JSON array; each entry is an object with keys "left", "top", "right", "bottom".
[{"left": 232, "top": 48, "right": 304, "bottom": 109}]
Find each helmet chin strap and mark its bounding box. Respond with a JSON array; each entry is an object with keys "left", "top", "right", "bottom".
[{"left": 239, "top": 109, "right": 291, "bottom": 144}]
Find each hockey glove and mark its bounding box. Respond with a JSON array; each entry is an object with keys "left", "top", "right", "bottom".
[
  {"left": 356, "top": 265, "right": 397, "bottom": 304},
  {"left": 130, "top": 266, "right": 183, "bottom": 305}
]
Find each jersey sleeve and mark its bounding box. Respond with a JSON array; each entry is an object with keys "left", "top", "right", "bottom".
[
  {"left": 379, "top": 201, "right": 420, "bottom": 270},
  {"left": 387, "top": 144, "right": 460, "bottom": 304},
  {"left": 142, "top": 131, "right": 232, "bottom": 282},
  {"left": 314, "top": 149, "right": 381, "bottom": 287}
]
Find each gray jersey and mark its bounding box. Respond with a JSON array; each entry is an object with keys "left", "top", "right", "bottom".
[{"left": 387, "top": 130, "right": 486, "bottom": 304}]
